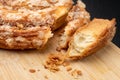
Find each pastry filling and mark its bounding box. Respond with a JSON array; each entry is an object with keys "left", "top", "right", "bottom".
[{"left": 70, "top": 32, "right": 95, "bottom": 56}]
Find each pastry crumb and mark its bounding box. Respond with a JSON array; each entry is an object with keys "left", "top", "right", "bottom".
[
  {"left": 44, "top": 75, "right": 48, "bottom": 79},
  {"left": 43, "top": 53, "right": 82, "bottom": 78},
  {"left": 63, "top": 62, "right": 70, "bottom": 67},
  {"left": 44, "top": 53, "right": 65, "bottom": 72},
  {"left": 37, "top": 69, "right": 40, "bottom": 72},
  {"left": 66, "top": 67, "right": 72, "bottom": 71},
  {"left": 29, "top": 69, "right": 36, "bottom": 73},
  {"left": 71, "top": 69, "right": 82, "bottom": 78}
]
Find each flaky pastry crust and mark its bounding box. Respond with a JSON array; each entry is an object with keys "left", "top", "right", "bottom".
[
  {"left": 67, "top": 18, "right": 116, "bottom": 59},
  {"left": 59, "top": 0, "right": 90, "bottom": 49},
  {"left": 0, "top": 0, "right": 73, "bottom": 49}
]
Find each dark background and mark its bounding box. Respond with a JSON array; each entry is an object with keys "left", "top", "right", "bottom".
[{"left": 73, "top": 0, "right": 120, "bottom": 47}]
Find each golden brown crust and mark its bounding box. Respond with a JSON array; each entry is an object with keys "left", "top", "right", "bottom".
[
  {"left": 0, "top": 0, "right": 73, "bottom": 49},
  {"left": 0, "top": 0, "right": 73, "bottom": 30},
  {"left": 51, "top": 6, "right": 72, "bottom": 31},
  {"left": 67, "top": 18, "right": 116, "bottom": 59},
  {"left": 58, "top": 0, "right": 90, "bottom": 49},
  {"left": 0, "top": 27, "right": 52, "bottom": 49}
]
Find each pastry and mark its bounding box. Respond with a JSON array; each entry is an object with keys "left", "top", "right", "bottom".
[
  {"left": 59, "top": 0, "right": 90, "bottom": 49},
  {"left": 67, "top": 18, "right": 116, "bottom": 59},
  {"left": 0, "top": 0, "right": 73, "bottom": 49}
]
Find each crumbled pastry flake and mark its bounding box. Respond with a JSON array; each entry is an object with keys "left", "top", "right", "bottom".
[
  {"left": 29, "top": 69, "right": 36, "bottom": 73},
  {"left": 44, "top": 53, "right": 66, "bottom": 72},
  {"left": 71, "top": 69, "right": 82, "bottom": 78}
]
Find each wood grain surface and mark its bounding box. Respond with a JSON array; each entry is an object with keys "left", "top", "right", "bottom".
[{"left": 0, "top": 32, "right": 120, "bottom": 80}]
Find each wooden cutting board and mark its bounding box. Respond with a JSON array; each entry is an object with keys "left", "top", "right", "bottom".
[{"left": 0, "top": 31, "right": 120, "bottom": 80}]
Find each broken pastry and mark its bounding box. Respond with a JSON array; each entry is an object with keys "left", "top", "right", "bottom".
[
  {"left": 59, "top": 0, "right": 90, "bottom": 49},
  {"left": 67, "top": 18, "right": 116, "bottom": 59},
  {"left": 0, "top": 0, "right": 73, "bottom": 49}
]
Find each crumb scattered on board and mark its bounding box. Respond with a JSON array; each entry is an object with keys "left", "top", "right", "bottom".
[
  {"left": 29, "top": 69, "right": 36, "bottom": 73},
  {"left": 44, "top": 53, "right": 82, "bottom": 79},
  {"left": 66, "top": 66, "right": 72, "bottom": 71},
  {"left": 44, "top": 75, "right": 48, "bottom": 79},
  {"left": 71, "top": 69, "right": 82, "bottom": 78},
  {"left": 37, "top": 69, "right": 40, "bottom": 72},
  {"left": 63, "top": 61, "right": 70, "bottom": 67},
  {"left": 44, "top": 53, "right": 65, "bottom": 72}
]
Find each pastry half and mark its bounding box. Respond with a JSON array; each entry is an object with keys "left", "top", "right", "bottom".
[
  {"left": 59, "top": 0, "right": 90, "bottom": 49},
  {"left": 0, "top": 0, "right": 73, "bottom": 49},
  {"left": 67, "top": 18, "right": 116, "bottom": 59}
]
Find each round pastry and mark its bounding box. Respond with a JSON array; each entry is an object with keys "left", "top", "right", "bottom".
[{"left": 0, "top": 0, "right": 73, "bottom": 49}]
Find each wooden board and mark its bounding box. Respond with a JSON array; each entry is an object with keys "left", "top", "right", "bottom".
[{"left": 0, "top": 32, "right": 120, "bottom": 80}]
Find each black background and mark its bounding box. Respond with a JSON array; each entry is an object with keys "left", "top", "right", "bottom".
[{"left": 73, "top": 0, "right": 120, "bottom": 47}]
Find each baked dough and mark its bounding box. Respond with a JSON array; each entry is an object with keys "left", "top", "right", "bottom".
[
  {"left": 67, "top": 18, "right": 116, "bottom": 59},
  {"left": 59, "top": 0, "right": 90, "bottom": 49},
  {"left": 0, "top": 0, "right": 73, "bottom": 30},
  {"left": 0, "top": 0, "right": 73, "bottom": 49}
]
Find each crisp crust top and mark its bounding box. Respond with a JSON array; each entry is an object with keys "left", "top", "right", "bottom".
[
  {"left": 0, "top": 0, "right": 73, "bottom": 49},
  {"left": 0, "top": 0, "right": 73, "bottom": 30}
]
